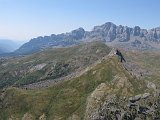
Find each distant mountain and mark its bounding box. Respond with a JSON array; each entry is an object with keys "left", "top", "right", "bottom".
[
  {"left": 86, "top": 22, "right": 160, "bottom": 50},
  {"left": 0, "top": 39, "right": 25, "bottom": 54},
  {"left": 14, "top": 28, "right": 85, "bottom": 55},
  {"left": 14, "top": 22, "right": 160, "bottom": 55}
]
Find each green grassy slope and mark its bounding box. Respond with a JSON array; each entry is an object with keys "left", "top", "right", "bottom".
[
  {"left": 122, "top": 50, "right": 160, "bottom": 88},
  {"left": 0, "top": 56, "right": 147, "bottom": 120},
  {"left": 0, "top": 41, "right": 111, "bottom": 88}
]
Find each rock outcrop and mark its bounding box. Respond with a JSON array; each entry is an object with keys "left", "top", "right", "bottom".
[
  {"left": 87, "top": 22, "right": 160, "bottom": 42},
  {"left": 85, "top": 83, "right": 160, "bottom": 120}
]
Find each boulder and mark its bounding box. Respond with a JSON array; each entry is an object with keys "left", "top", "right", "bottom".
[
  {"left": 141, "top": 93, "right": 150, "bottom": 99},
  {"left": 129, "top": 94, "right": 141, "bottom": 103},
  {"left": 22, "top": 113, "right": 34, "bottom": 120}
]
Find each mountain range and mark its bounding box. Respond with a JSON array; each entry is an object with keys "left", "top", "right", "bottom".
[{"left": 13, "top": 22, "right": 160, "bottom": 55}]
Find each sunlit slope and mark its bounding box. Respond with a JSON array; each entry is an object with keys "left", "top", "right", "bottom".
[
  {"left": 0, "top": 55, "right": 148, "bottom": 120},
  {"left": 0, "top": 41, "right": 111, "bottom": 88}
]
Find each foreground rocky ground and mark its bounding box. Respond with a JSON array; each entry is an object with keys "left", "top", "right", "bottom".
[{"left": 91, "top": 92, "right": 160, "bottom": 120}]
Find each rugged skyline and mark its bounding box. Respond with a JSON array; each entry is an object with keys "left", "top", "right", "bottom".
[
  {"left": 12, "top": 22, "right": 160, "bottom": 55},
  {"left": 0, "top": 0, "right": 160, "bottom": 41}
]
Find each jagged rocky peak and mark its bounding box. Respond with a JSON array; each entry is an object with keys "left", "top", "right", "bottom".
[
  {"left": 69, "top": 27, "right": 85, "bottom": 39},
  {"left": 119, "top": 26, "right": 131, "bottom": 41},
  {"left": 93, "top": 22, "right": 116, "bottom": 31},
  {"left": 89, "top": 22, "right": 117, "bottom": 42},
  {"left": 133, "top": 26, "right": 141, "bottom": 36},
  {"left": 71, "top": 27, "right": 85, "bottom": 33},
  {"left": 92, "top": 23, "right": 160, "bottom": 42},
  {"left": 116, "top": 25, "right": 124, "bottom": 34},
  {"left": 139, "top": 29, "right": 148, "bottom": 37},
  {"left": 147, "top": 27, "right": 160, "bottom": 41},
  {"left": 101, "top": 22, "right": 116, "bottom": 29}
]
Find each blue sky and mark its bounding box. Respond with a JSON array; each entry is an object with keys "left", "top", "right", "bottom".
[{"left": 0, "top": 0, "right": 160, "bottom": 41}]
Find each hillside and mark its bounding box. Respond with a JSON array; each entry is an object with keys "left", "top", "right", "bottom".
[
  {"left": 0, "top": 42, "right": 111, "bottom": 88},
  {"left": 0, "top": 42, "right": 160, "bottom": 119},
  {"left": 0, "top": 53, "right": 153, "bottom": 120},
  {"left": 13, "top": 22, "right": 160, "bottom": 55},
  {"left": 122, "top": 49, "right": 160, "bottom": 88},
  {"left": 0, "top": 42, "right": 160, "bottom": 120}
]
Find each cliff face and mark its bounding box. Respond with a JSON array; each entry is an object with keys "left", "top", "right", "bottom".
[{"left": 87, "top": 22, "right": 160, "bottom": 42}]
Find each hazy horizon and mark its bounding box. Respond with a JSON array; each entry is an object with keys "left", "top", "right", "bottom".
[{"left": 0, "top": 0, "right": 160, "bottom": 41}]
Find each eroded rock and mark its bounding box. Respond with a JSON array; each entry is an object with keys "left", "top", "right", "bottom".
[
  {"left": 22, "top": 113, "right": 34, "bottom": 120},
  {"left": 39, "top": 114, "right": 46, "bottom": 120}
]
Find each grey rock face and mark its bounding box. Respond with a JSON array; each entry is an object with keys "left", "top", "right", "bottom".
[
  {"left": 89, "top": 23, "right": 160, "bottom": 43},
  {"left": 147, "top": 27, "right": 160, "bottom": 41},
  {"left": 133, "top": 26, "right": 141, "bottom": 36},
  {"left": 87, "top": 22, "right": 117, "bottom": 42},
  {"left": 118, "top": 26, "right": 131, "bottom": 41},
  {"left": 96, "top": 93, "right": 160, "bottom": 120},
  {"left": 68, "top": 27, "right": 85, "bottom": 40}
]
